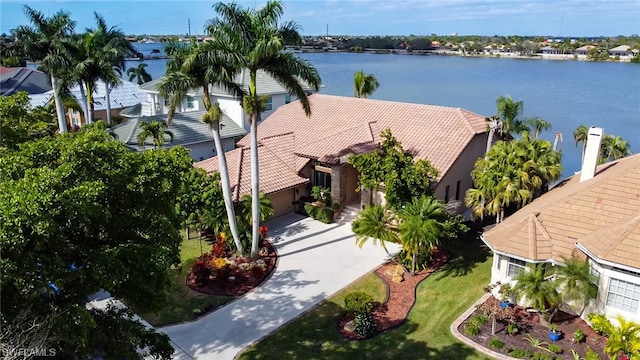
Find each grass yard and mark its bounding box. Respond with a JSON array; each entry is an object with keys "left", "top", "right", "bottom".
[
  {"left": 238, "top": 235, "right": 494, "bottom": 360},
  {"left": 136, "top": 236, "right": 233, "bottom": 326}
]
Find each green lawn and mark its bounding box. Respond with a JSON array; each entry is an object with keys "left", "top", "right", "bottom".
[
  {"left": 135, "top": 237, "right": 233, "bottom": 327},
  {"left": 238, "top": 236, "right": 494, "bottom": 360}
]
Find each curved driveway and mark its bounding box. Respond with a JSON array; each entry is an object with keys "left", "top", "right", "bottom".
[{"left": 161, "top": 213, "right": 398, "bottom": 360}]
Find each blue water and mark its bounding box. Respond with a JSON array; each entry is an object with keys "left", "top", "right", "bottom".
[{"left": 127, "top": 44, "right": 640, "bottom": 180}]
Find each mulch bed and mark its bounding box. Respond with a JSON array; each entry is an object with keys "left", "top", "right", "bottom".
[
  {"left": 339, "top": 247, "right": 451, "bottom": 340},
  {"left": 187, "top": 239, "right": 278, "bottom": 297},
  {"left": 459, "top": 296, "right": 608, "bottom": 359}
]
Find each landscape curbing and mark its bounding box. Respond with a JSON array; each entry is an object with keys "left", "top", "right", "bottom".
[{"left": 450, "top": 292, "right": 518, "bottom": 360}]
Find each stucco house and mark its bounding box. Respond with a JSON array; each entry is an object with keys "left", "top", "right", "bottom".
[
  {"left": 481, "top": 127, "right": 640, "bottom": 323},
  {"left": 137, "top": 69, "right": 318, "bottom": 133},
  {"left": 609, "top": 45, "right": 639, "bottom": 57},
  {"left": 110, "top": 110, "right": 246, "bottom": 161},
  {"left": 574, "top": 45, "right": 596, "bottom": 56},
  {"left": 194, "top": 94, "right": 489, "bottom": 219}
]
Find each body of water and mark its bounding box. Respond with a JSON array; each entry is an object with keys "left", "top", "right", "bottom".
[{"left": 127, "top": 44, "right": 640, "bottom": 180}]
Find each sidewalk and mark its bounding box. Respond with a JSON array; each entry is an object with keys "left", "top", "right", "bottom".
[{"left": 160, "top": 213, "right": 399, "bottom": 360}]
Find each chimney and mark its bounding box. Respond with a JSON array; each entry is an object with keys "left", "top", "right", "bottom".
[{"left": 580, "top": 127, "right": 603, "bottom": 183}]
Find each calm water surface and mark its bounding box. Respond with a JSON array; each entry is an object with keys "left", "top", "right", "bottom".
[{"left": 128, "top": 44, "right": 640, "bottom": 180}]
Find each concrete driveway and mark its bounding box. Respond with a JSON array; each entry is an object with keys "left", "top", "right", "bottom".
[{"left": 160, "top": 213, "right": 398, "bottom": 359}]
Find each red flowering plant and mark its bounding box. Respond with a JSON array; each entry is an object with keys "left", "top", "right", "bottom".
[{"left": 259, "top": 225, "right": 269, "bottom": 242}]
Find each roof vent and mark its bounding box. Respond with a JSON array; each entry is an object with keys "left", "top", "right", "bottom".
[{"left": 580, "top": 127, "right": 603, "bottom": 183}]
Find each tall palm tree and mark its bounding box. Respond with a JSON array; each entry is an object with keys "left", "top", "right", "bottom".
[
  {"left": 573, "top": 124, "right": 589, "bottom": 164},
  {"left": 495, "top": 95, "right": 526, "bottom": 138},
  {"left": 398, "top": 196, "right": 446, "bottom": 275},
  {"left": 523, "top": 117, "right": 551, "bottom": 139},
  {"left": 159, "top": 40, "right": 246, "bottom": 254},
  {"left": 554, "top": 256, "right": 597, "bottom": 316},
  {"left": 137, "top": 120, "right": 173, "bottom": 149},
  {"left": 352, "top": 205, "right": 400, "bottom": 259},
  {"left": 353, "top": 70, "right": 379, "bottom": 98},
  {"left": 15, "top": 5, "right": 75, "bottom": 133},
  {"left": 600, "top": 134, "right": 632, "bottom": 163},
  {"left": 126, "top": 63, "right": 153, "bottom": 85},
  {"left": 513, "top": 263, "right": 559, "bottom": 322},
  {"left": 207, "top": 0, "right": 321, "bottom": 257}
]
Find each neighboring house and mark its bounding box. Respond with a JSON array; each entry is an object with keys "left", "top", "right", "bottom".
[
  {"left": 137, "top": 69, "right": 319, "bottom": 132},
  {"left": 195, "top": 94, "right": 489, "bottom": 219},
  {"left": 0, "top": 67, "right": 52, "bottom": 95},
  {"left": 540, "top": 46, "right": 559, "bottom": 55},
  {"left": 110, "top": 110, "right": 246, "bottom": 162},
  {"left": 608, "top": 45, "right": 638, "bottom": 57},
  {"left": 29, "top": 79, "right": 146, "bottom": 128},
  {"left": 574, "top": 45, "right": 595, "bottom": 56},
  {"left": 481, "top": 127, "right": 640, "bottom": 323}
]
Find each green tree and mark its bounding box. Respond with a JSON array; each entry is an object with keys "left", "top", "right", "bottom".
[
  {"left": 207, "top": 0, "right": 322, "bottom": 257},
  {"left": 353, "top": 70, "right": 379, "bottom": 98},
  {"left": 240, "top": 192, "right": 275, "bottom": 226},
  {"left": 600, "top": 134, "right": 632, "bottom": 163},
  {"left": 573, "top": 124, "right": 589, "bottom": 163},
  {"left": 495, "top": 95, "right": 527, "bottom": 138},
  {"left": 159, "top": 40, "right": 245, "bottom": 254},
  {"left": 523, "top": 117, "right": 551, "bottom": 139},
  {"left": 554, "top": 256, "right": 597, "bottom": 317},
  {"left": 0, "top": 125, "right": 190, "bottom": 358},
  {"left": 398, "top": 196, "right": 446, "bottom": 274},
  {"left": 600, "top": 315, "right": 640, "bottom": 359},
  {"left": 15, "top": 5, "right": 75, "bottom": 133},
  {"left": 137, "top": 119, "right": 174, "bottom": 149},
  {"left": 0, "top": 92, "right": 56, "bottom": 148},
  {"left": 352, "top": 204, "right": 400, "bottom": 259},
  {"left": 513, "top": 264, "right": 559, "bottom": 322},
  {"left": 176, "top": 168, "right": 227, "bottom": 236},
  {"left": 127, "top": 62, "right": 153, "bottom": 85}
]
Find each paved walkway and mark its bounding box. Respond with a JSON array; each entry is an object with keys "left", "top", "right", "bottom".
[{"left": 160, "top": 213, "right": 399, "bottom": 360}]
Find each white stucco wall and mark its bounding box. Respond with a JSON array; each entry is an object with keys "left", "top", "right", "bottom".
[{"left": 216, "top": 97, "right": 246, "bottom": 130}]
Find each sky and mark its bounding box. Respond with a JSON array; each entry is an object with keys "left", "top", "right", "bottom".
[{"left": 1, "top": 0, "right": 639, "bottom": 37}]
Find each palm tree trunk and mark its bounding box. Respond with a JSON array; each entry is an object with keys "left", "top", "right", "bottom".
[
  {"left": 211, "top": 123, "right": 244, "bottom": 255},
  {"left": 86, "top": 83, "right": 94, "bottom": 125},
  {"left": 412, "top": 252, "right": 416, "bottom": 275},
  {"left": 250, "top": 111, "right": 260, "bottom": 258},
  {"left": 51, "top": 75, "right": 67, "bottom": 133},
  {"left": 104, "top": 81, "right": 112, "bottom": 125},
  {"left": 78, "top": 82, "right": 90, "bottom": 125}
]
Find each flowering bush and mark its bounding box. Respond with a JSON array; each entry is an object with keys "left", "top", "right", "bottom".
[
  {"left": 210, "top": 237, "right": 228, "bottom": 258},
  {"left": 259, "top": 225, "right": 269, "bottom": 239}
]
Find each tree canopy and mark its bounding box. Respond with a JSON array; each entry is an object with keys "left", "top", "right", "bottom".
[
  {"left": 0, "top": 92, "right": 56, "bottom": 149},
  {"left": 0, "top": 125, "right": 193, "bottom": 358}
]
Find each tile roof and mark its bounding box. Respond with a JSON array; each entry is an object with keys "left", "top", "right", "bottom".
[
  {"left": 110, "top": 109, "right": 246, "bottom": 150},
  {"left": 237, "top": 94, "right": 487, "bottom": 178},
  {"left": 0, "top": 67, "right": 52, "bottom": 95},
  {"left": 139, "top": 69, "right": 316, "bottom": 96},
  {"left": 483, "top": 154, "right": 640, "bottom": 270}
]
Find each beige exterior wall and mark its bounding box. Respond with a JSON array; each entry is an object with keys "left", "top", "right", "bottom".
[
  {"left": 344, "top": 164, "right": 360, "bottom": 204},
  {"left": 269, "top": 189, "right": 295, "bottom": 218},
  {"left": 434, "top": 133, "right": 486, "bottom": 214}
]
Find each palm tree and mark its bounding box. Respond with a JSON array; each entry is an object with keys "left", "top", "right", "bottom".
[
  {"left": 554, "top": 256, "right": 597, "bottom": 316},
  {"left": 495, "top": 95, "right": 526, "bottom": 138},
  {"left": 126, "top": 63, "right": 153, "bottom": 85},
  {"left": 353, "top": 70, "right": 379, "bottom": 98},
  {"left": 159, "top": 40, "right": 246, "bottom": 254},
  {"left": 398, "top": 196, "right": 446, "bottom": 275},
  {"left": 523, "top": 117, "right": 551, "bottom": 139},
  {"left": 15, "top": 5, "right": 75, "bottom": 133},
  {"left": 207, "top": 0, "right": 322, "bottom": 257},
  {"left": 513, "top": 264, "right": 559, "bottom": 323},
  {"left": 352, "top": 205, "right": 400, "bottom": 259},
  {"left": 137, "top": 120, "right": 173, "bottom": 149},
  {"left": 600, "top": 134, "right": 632, "bottom": 163},
  {"left": 573, "top": 124, "right": 589, "bottom": 164},
  {"left": 240, "top": 192, "right": 274, "bottom": 226}
]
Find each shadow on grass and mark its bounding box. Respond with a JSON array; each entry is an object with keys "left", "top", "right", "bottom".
[
  {"left": 238, "top": 301, "right": 483, "bottom": 360},
  {"left": 436, "top": 229, "right": 491, "bottom": 279}
]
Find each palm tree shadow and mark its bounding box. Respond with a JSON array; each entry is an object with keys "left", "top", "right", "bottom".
[{"left": 437, "top": 230, "right": 491, "bottom": 279}]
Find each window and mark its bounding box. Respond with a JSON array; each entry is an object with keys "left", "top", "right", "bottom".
[
  {"left": 496, "top": 255, "right": 501, "bottom": 270},
  {"left": 164, "top": 97, "right": 170, "bottom": 106},
  {"left": 606, "top": 278, "right": 640, "bottom": 313},
  {"left": 444, "top": 185, "right": 450, "bottom": 203},
  {"left": 187, "top": 96, "right": 194, "bottom": 109},
  {"left": 285, "top": 94, "right": 291, "bottom": 104},
  {"left": 264, "top": 96, "right": 273, "bottom": 111},
  {"left": 507, "top": 258, "right": 526, "bottom": 277},
  {"left": 313, "top": 170, "right": 331, "bottom": 189},
  {"left": 455, "top": 180, "right": 461, "bottom": 200}
]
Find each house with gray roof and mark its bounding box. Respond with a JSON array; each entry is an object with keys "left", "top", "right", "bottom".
[
  {"left": 0, "top": 67, "right": 52, "bottom": 95},
  {"left": 110, "top": 110, "right": 246, "bottom": 162},
  {"left": 138, "top": 69, "right": 319, "bottom": 132}
]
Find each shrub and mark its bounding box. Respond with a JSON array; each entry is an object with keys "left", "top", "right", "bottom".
[
  {"left": 304, "top": 203, "right": 318, "bottom": 217},
  {"left": 587, "top": 313, "right": 609, "bottom": 335},
  {"left": 464, "top": 323, "right": 480, "bottom": 336},
  {"left": 190, "top": 259, "right": 211, "bottom": 286},
  {"left": 548, "top": 344, "right": 563, "bottom": 354},
  {"left": 531, "top": 352, "right": 555, "bottom": 360},
  {"left": 573, "top": 329, "right": 585, "bottom": 343},
  {"left": 509, "top": 348, "right": 533, "bottom": 359},
  {"left": 488, "top": 337, "right": 505, "bottom": 350},
  {"left": 469, "top": 314, "right": 488, "bottom": 327},
  {"left": 354, "top": 312, "right": 377, "bottom": 338},
  {"left": 316, "top": 206, "right": 334, "bottom": 224},
  {"left": 507, "top": 323, "right": 519, "bottom": 335},
  {"left": 344, "top": 292, "right": 374, "bottom": 315},
  {"left": 584, "top": 348, "right": 601, "bottom": 360},
  {"left": 210, "top": 238, "right": 228, "bottom": 258}
]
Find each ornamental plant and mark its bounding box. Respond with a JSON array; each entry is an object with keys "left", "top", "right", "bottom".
[{"left": 344, "top": 292, "right": 374, "bottom": 315}]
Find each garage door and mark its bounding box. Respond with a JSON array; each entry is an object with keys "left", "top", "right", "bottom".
[{"left": 269, "top": 189, "right": 294, "bottom": 218}]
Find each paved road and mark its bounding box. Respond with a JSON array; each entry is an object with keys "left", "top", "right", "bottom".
[{"left": 160, "top": 213, "right": 398, "bottom": 360}]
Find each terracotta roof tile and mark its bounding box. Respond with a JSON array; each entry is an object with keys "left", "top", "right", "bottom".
[{"left": 483, "top": 154, "right": 640, "bottom": 270}]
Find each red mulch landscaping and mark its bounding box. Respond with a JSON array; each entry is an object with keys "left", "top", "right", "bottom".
[
  {"left": 459, "top": 296, "right": 608, "bottom": 359},
  {"left": 187, "top": 239, "right": 278, "bottom": 297},
  {"left": 339, "top": 247, "right": 450, "bottom": 340}
]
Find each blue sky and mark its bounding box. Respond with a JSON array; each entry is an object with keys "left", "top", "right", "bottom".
[{"left": 1, "top": 0, "right": 639, "bottom": 37}]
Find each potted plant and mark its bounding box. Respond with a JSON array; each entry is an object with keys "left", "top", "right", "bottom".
[
  {"left": 499, "top": 283, "right": 513, "bottom": 308},
  {"left": 573, "top": 329, "right": 585, "bottom": 343},
  {"left": 548, "top": 324, "right": 562, "bottom": 341}
]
